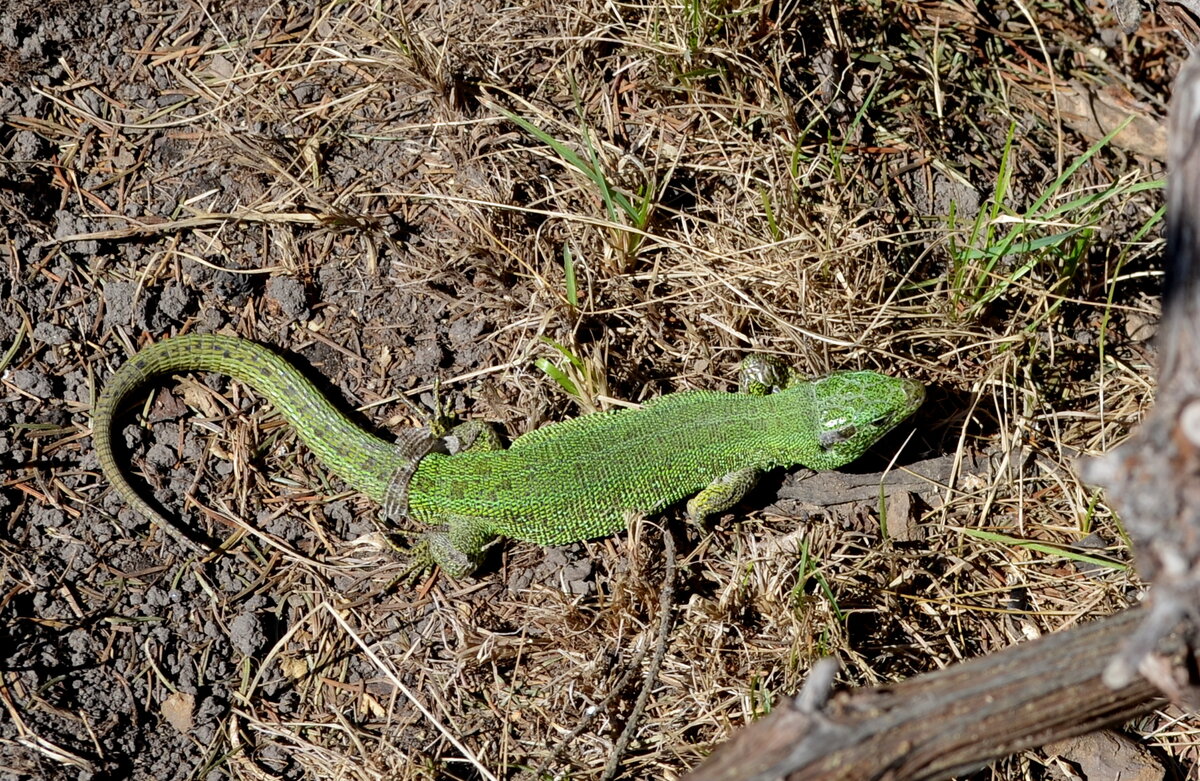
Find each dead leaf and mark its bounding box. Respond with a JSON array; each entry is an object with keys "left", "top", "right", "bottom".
[
  {"left": 161, "top": 691, "right": 195, "bottom": 735},
  {"left": 1045, "top": 730, "right": 1161, "bottom": 781},
  {"left": 1012, "top": 78, "right": 1166, "bottom": 160}
]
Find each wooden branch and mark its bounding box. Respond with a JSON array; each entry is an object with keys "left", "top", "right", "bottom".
[
  {"left": 686, "top": 607, "right": 1166, "bottom": 781},
  {"left": 1078, "top": 50, "right": 1200, "bottom": 702}
]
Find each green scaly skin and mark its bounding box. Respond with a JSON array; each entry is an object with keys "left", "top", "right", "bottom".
[{"left": 93, "top": 334, "right": 924, "bottom": 575}]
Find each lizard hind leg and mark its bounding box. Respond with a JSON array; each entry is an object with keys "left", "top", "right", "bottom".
[
  {"left": 424, "top": 516, "right": 496, "bottom": 578},
  {"left": 686, "top": 468, "right": 762, "bottom": 527},
  {"left": 440, "top": 419, "right": 504, "bottom": 454},
  {"left": 388, "top": 520, "right": 493, "bottom": 580},
  {"left": 426, "top": 376, "right": 504, "bottom": 453},
  {"left": 380, "top": 419, "right": 504, "bottom": 579}
]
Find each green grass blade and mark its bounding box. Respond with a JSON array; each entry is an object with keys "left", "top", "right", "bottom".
[{"left": 960, "top": 527, "right": 1127, "bottom": 571}]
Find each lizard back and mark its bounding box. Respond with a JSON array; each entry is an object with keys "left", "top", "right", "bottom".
[{"left": 406, "top": 378, "right": 921, "bottom": 545}]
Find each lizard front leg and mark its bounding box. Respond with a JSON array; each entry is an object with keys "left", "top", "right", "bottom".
[
  {"left": 686, "top": 467, "right": 762, "bottom": 526},
  {"left": 685, "top": 354, "right": 802, "bottom": 525}
]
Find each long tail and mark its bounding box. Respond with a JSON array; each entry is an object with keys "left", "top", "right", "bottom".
[{"left": 92, "top": 333, "right": 403, "bottom": 547}]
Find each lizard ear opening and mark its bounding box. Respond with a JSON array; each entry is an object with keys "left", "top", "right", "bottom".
[{"left": 819, "top": 426, "right": 856, "bottom": 449}]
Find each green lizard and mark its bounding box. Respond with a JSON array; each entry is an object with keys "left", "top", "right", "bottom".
[{"left": 92, "top": 333, "right": 924, "bottom": 576}]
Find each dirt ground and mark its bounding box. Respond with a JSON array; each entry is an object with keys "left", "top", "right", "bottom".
[{"left": 0, "top": 0, "right": 1190, "bottom": 778}]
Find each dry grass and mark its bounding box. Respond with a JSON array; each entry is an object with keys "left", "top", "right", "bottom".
[{"left": 2, "top": 0, "right": 1192, "bottom": 777}]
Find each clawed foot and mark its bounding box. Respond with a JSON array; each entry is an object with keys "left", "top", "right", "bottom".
[
  {"left": 367, "top": 533, "right": 438, "bottom": 587},
  {"left": 374, "top": 528, "right": 482, "bottom": 581}
]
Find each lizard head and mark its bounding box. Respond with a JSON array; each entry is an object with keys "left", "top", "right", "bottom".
[{"left": 804, "top": 371, "right": 925, "bottom": 470}]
